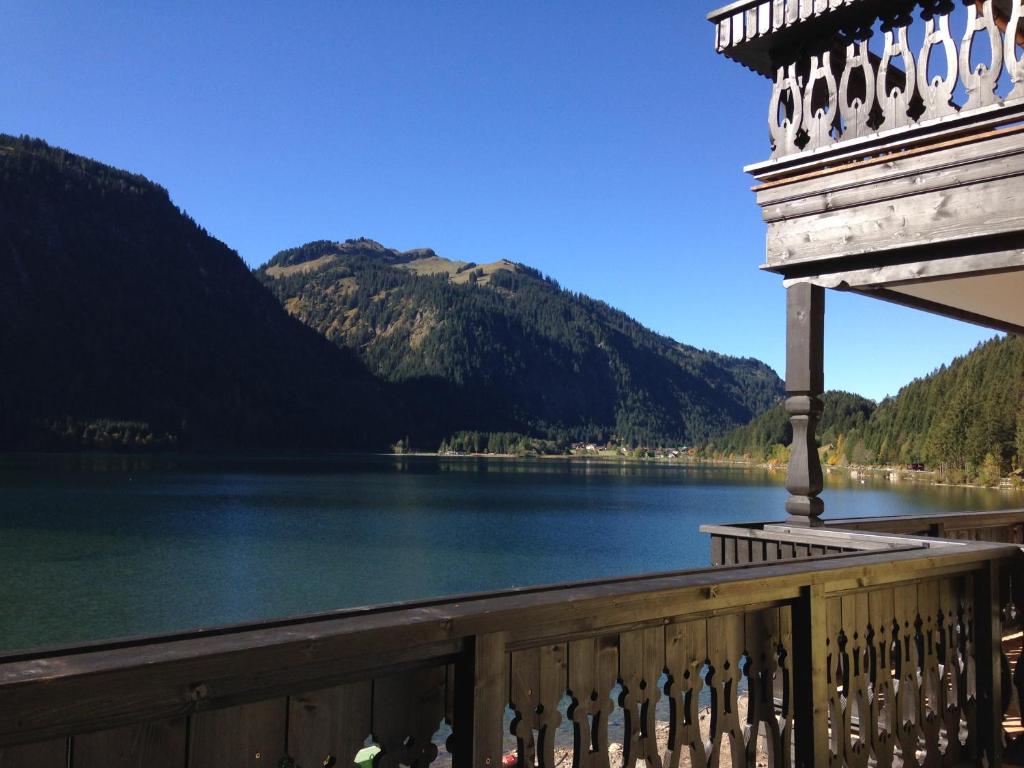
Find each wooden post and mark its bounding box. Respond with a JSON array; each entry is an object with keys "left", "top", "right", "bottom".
[
  {"left": 471, "top": 632, "right": 508, "bottom": 768},
  {"left": 785, "top": 282, "right": 825, "bottom": 525},
  {"left": 791, "top": 583, "right": 829, "bottom": 768},
  {"left": 973, "top": 562, "right": 1004, "bottom": 765},
  {"left": 451, "top": 649, "right": 476, "bottom": 768}
]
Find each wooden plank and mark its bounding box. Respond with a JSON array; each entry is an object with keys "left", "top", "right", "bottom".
[
  {"left": 509, "top": 646, "right": 539, "bottom": 767},
  {"left": 74, "top": 720, "right": 185, "bottom": 768},
  {"left": 707, "top": 613, "right": 744, "bottom": 766},
  {"left": 747, "top": 102, "right": 1024, "bottom": 184},
  {"left": 764, "top": 172, "right": 1024, "bottom": 266},
  {"left": 287, "top": 681, "right": 371, "bottom": 768},
  {"left": 789, "top": 251, "right": 1024, "bottom": 295},
  {"left": 711, "top": 535, "right": 724, "bottom": 567},
  {"left": 792, "top": 584, "right": 829, "bottom": 767},
  {"left": 373, "top": 666, "right": 446, "bottom": 768},
  {"left": 937, "top": 577, "right": 965, "bottom": 765},
  {"left": 892, "top": 582, "right": 920, "bottom": 764},
  {"left": 974, "top": 562, "right": 1004, "bottom": 765},
  {"left": 743, "top": 606, "right": 780, "bottom": 765},
  {"left": 724, "top": 536, "right": 738, "bottom": 566},
  {"left": 472, "top": 633, "right": 507, "bottom": 768},
  {"left": 618, "top": 626, "right": 664, "bottom": 768},
  {"left": 511, "top": 645, "right": 566, "bottom": 768},
  {"left": 826, "top": 511, "right": 1024, "bottom": 533},
  {"left": 778, "top": 604, "right": 794, "bottom": 764},
  {"left": 825, "top": 596, "right": 845, "bottom": 765},
  {"left": 756, "top": 130, "right": 1024, "bottom": 218},
  {"left": 0, "top": 739, "right": 66, "bottom": 768},
  {"left": 450, "top": 655, "right": 473, "bottom": 768},
  {"left": 567, "top": 635, "right": 616, "bottom": 768},
  {"left": 736, "top": 537, "right": 750, "bottom": 565},
  {"left": 745, "top": 6, "right": 759, "bottom": 39},
  {"left": 664, "top": 619, "right": 707, "bottom": 768},
  {"left": 187, "top": 699, "right": 287, "bottom": 768},
  {"left": 731, "top": 12, "right": 744, "bottom": 48},
  {"left": 751, "top": 539, "right": 765, "bottom": 563},
  {"left": 916, "top": 580, "right": 941, "bottom": 760},
  {"left": 842, "top": 592, "right": 870, "bottom": 767},
  {"left": 701, "top": 523, "right": 908, "bottom": 551}
]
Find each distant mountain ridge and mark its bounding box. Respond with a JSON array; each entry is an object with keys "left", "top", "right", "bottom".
[{"left": 257, "top": 239, "right": 785, "bottom": 446}]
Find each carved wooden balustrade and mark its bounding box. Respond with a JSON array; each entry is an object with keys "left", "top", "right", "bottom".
[
  {"left": 709, "top": 0, "right": 1024, "bottom": 176},
  {"left": 1, "top": 513, "right": 1021, "bottom": 768}
]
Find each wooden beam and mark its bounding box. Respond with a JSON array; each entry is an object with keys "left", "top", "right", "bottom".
[
  {"left": 791, "top": 584, "right": 829, "bottom": 767},
  {"left": 974, "top": 561, "right": 1004, "bottom": 765},
  {"left": 471, "top": 633, "right": 507, "bottom": 768}
]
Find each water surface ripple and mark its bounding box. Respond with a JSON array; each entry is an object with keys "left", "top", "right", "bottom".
[{"left": 1, "top": 454, "right": 1020, "bottom": 652}]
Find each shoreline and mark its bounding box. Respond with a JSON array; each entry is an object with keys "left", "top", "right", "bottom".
[{"left": 404, "top": 451, "right": 1024, "bottom": 492}]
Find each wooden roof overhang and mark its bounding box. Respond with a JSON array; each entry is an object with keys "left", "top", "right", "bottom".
[
  {"left": 709, "top": 0, "right": 1024, "bottom": 335},
  {"left": 756, "top": 123, "right": 1024, "bottom": 334}
]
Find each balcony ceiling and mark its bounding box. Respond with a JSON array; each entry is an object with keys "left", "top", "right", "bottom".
[{"left": 858, "top": 268, "right": 1024, "bottom": 335}]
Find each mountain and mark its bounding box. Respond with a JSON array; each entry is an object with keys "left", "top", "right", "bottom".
[
  {"left": 705, "top": 334, "right": 1024, "bottom": 482},
  {"left": 0, "top": 136, "right": 390, "bottom": 451},
  {"left": 256, "top": 239, "right": 784, "bottom": 447}
]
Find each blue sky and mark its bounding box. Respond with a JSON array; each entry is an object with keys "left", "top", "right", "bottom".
[{"left": 1, "top": 1, "right": 997, "bottom": 401}]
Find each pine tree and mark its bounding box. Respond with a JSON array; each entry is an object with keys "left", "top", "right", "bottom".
[
  {"left": 979, "top": 451, "right": 1003, "bottom": 486},
  {"left": 1016, "top": 397, "right": 1024, "bottom": 469}
]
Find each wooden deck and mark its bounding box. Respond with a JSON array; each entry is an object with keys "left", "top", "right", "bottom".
[{"left": 0, "top": 509, "right": 1022, "bottom": 767}]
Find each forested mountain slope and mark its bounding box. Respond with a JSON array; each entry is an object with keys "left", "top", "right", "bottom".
[
  {"left": 706, "top": 391, "right": 876, "bottom": 462},
  {"left": 257, "top": 239, "right": 784, "bottom": 446},
  {"left": 0, "top": 136, "right": 390, "bottom": 451},
  {"left": 706, "top": 335, "right": 1024, "bottom": 482},
  {"left": 856, "top": 334, "right": 1023, "bottom": 477}
]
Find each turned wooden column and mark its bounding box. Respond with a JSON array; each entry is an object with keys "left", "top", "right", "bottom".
[{"left": 785, "top": 282, "right": 825, "bottom": 525}]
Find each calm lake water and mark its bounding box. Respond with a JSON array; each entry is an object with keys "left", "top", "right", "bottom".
[{"left": 1, "top": 453, "right": 1021, "bottom": 653}]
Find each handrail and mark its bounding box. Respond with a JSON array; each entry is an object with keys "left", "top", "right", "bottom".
[{"left": 0, "top": 532, "right": 1019, "bottom": 768}]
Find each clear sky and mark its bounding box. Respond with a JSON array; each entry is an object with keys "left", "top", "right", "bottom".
[{"left": 1, "top": 1, "right": 997, "bottom": 401}]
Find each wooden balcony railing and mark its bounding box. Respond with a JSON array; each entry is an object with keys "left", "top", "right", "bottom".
[
  {"left": 1, "top": 510, "right": 1022, "bottom": 767},
  {"left": 827, "top": 508, "right": 1024, "bottom": 542},
  {"left": 703, "top": 508, "right": 1024, "bottom": 565},
  {"left": 709, "top": 0, "right": 1024, "bottom": 177}
]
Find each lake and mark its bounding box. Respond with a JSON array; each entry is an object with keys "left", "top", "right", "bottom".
[{"left": 1, "top": 453, "right": 1021, "bottom": 653}]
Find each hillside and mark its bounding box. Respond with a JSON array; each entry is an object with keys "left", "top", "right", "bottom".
[
  {"left": 855, "top": 334, "right": 1023, "bottom": 479},
  {"left": 705, "top": 335, "right": 1024, "bottom": 482},
  {"left": 706, "top": 391, "right": 876, "bottom": 462},
  {"left": 257, "top": 239, "right": 784, "bottom": 447},
  {"left": 0, "top": 136, "right": 391, "bottom": 451}
]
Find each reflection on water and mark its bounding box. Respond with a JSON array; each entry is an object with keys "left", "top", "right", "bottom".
[{"left": 0, "top": 453, "right": 1020, "bottom": 652}]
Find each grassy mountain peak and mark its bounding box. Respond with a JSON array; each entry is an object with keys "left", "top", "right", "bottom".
[
  {"left": 257, "top": 240, "right": 784, "bottom": 446},
  {"left": 264, "top": 239, "right": 520, "bottom": 288}
]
